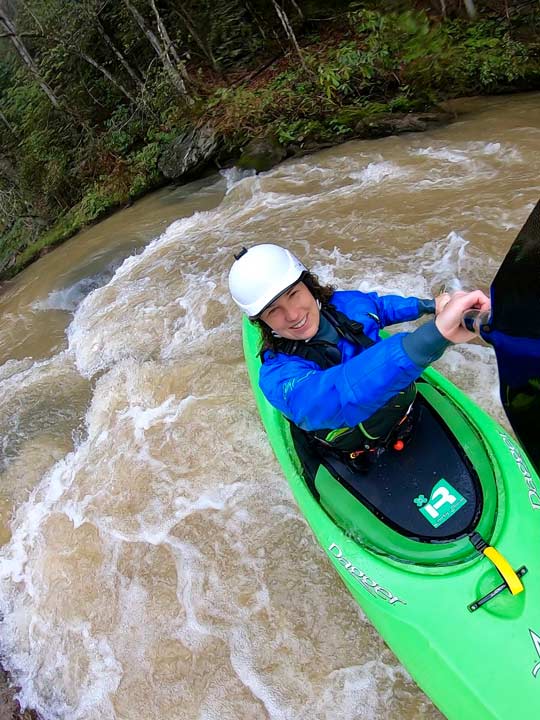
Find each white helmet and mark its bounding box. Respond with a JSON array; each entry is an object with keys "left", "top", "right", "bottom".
[{"left": 228, "top": 244, "right": 307, "bottom": 317}]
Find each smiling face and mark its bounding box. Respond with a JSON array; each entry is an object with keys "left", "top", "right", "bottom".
[{"left": 259, "top": 281, "right": 320, "bottom": 341}]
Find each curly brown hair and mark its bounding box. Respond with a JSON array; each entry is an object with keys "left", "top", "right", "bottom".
[{"left": 253, "top": 271, "right": 335, "bottom": 354}]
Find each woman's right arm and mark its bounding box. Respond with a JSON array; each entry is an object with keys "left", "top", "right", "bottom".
[{"left": 259, "top": 333, "right": 424, "bottom": 431}]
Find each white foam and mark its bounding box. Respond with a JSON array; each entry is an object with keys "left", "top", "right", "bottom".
[
  {"left": 349, "top": 160, "right": 410, "bottom": 186},
  {"left": 66, "top": 213, "right": 218, "bottom": 378},
  {"left": 411, "top": 140, "right": 521, "bottom": 164},
  {"left": 411, "top": 230, "right": 470, "bottom": 292},
  {"left": 220, "top": 166, "right": 257, "bottom": 193},
  {"left": 117, "top": 395, "right": 191, "bottom": 442},
  {"left": 412, "top": 146, "right": 472, "bottom": 164},
  {"left": 2, "top": 95, "right": 539, "bottom": 720}
]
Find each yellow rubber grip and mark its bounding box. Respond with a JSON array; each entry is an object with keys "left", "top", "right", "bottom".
[{"left": 484, "top": 546, "right": 524, "bottom": 595}]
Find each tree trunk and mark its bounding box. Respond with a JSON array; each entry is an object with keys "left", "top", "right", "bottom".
[
  {"left": 95, "top": 17, "right": 145, "bottom": 91},
  {"left": 122, "top": 0, "right": 192, "bottom": 102},
  {"left": 148, "top": 0, "right": 191, "bottom": 85},
  {"left": 289, "top": 0, "right": 304, "bottom": 21},
  {"left": 149, "top": 0, "right": 179, "bottom": 64},
  {"left": 463, "top": 0, "right": 477, "bottom": 19},
  {"left": 0, "top": 12, "right": 62, "bottom": 109},
  {"left": 270, "top": 0, "right": 307, "bottom": 71}
]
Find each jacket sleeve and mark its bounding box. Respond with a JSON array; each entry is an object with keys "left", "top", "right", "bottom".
[
  {"left": 332, "top": 290, "right": 432, "bottom": 332},
  {"left": 259, "top": 332, "right": 425, "bottom": 431}
]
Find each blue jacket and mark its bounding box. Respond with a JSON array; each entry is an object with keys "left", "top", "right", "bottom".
[{"left": 259, "top": 290, "right": 431, "bottom": 432}]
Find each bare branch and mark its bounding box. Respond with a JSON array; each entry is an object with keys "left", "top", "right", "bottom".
[
  {"left": 19, "top": 0, "right": 45, "bottom": 35},
  {"left": 95, "top": 17, "right": 145, "bottom": 90},
  {"left": 0, "top": 109, "right": 16, "bottom": 135},
  {"left": 0, "top": 31, "right": 41, "bottom": 38},
  {"left": 73, "top": 49, "right": 137, "bottom": 104},
  {"left": 289, "top": 0, "right": 304, "bottom": 21},
  {"left": 149, "top": 0, "right": 190, "bottom": 84},
  {"left": 173, "top": 5, "right": 218, "bottom": 71}
]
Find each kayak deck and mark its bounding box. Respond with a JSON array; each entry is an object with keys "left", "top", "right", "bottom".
[{"left": 301, "top": 380, "right": 498, "bottom": 564}]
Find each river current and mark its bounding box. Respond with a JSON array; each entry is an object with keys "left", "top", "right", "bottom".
[{"left": 0, "top": 93, "right": 539, "bottom": 719}]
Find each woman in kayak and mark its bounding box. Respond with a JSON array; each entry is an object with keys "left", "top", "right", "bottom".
[{"left": 228, "top": 243, "right": 490, "bottom": 468}]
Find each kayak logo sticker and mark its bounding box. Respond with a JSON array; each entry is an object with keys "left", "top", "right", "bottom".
[
  {"left": 499, "top": 432, "right": 540, "bottom": 510},
  {"left": 414, "top": 479, "right": 466, "bottom": 528},
  {"left": 328, "top": 543, "right": 406, "bottom": 607}
]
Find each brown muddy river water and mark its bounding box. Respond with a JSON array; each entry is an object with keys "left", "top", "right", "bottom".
[{"left": 0, "top": 92, "right": 539, "bottom": 719}]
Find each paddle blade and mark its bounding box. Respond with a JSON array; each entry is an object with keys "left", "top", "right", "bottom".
[
  {"left": 491, "top": 199, "right": 540, "bottom": 338},
  {"left": 483, "top": 200, "right": 540, "bottom": 472}
]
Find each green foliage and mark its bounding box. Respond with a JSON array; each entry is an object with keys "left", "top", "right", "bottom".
[
  {"left": 451, "top": 20, "right": 531, "bottom": 90},
  {"left": 0, "top": 219, "right": 30, "bottom": 275},
  {"left": 345, "top": 9, "right": 535, "bottom": 97},
  {"left": 204, "top": 0, "right": 264, "bottom": 68},
  {"left": 387, "top": 93, "right": 419, "bottom": 112},
  {"left": 77, "top": 187, "right": 115, "bottom": 222},
  {"left": 104, "top": 107, "right": 146, "bottom": 154},
  {"left": 127, "top": 142, "right": 162, "bottom": 198},
  {"left": 315, "top": 39, "right": 375, "bottom": 101},
  {"left": 275, "top": 119, "right": 327, "bottom": 144}
]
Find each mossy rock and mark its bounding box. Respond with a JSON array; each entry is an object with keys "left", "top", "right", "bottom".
[
  {"left": 158, "top": 125, "right": 219, "bottom": 180},
  {"left": 237, "top": 136, "right": 287, "bottom": 173},
  {"left": 332, "top": 107, "right": 372, "bottom": 128}
]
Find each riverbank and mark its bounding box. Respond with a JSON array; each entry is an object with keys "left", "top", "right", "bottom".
[
  {"left": 0, "top": 107, "right": 454, "bottom": 284},
  {"left": 2, "top": 4, "right": 540, "bottom": 282}
]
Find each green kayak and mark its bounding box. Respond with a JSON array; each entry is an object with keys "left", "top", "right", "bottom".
[{"left": 243, "top": 315, "right": 540, "bottom": 720}]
